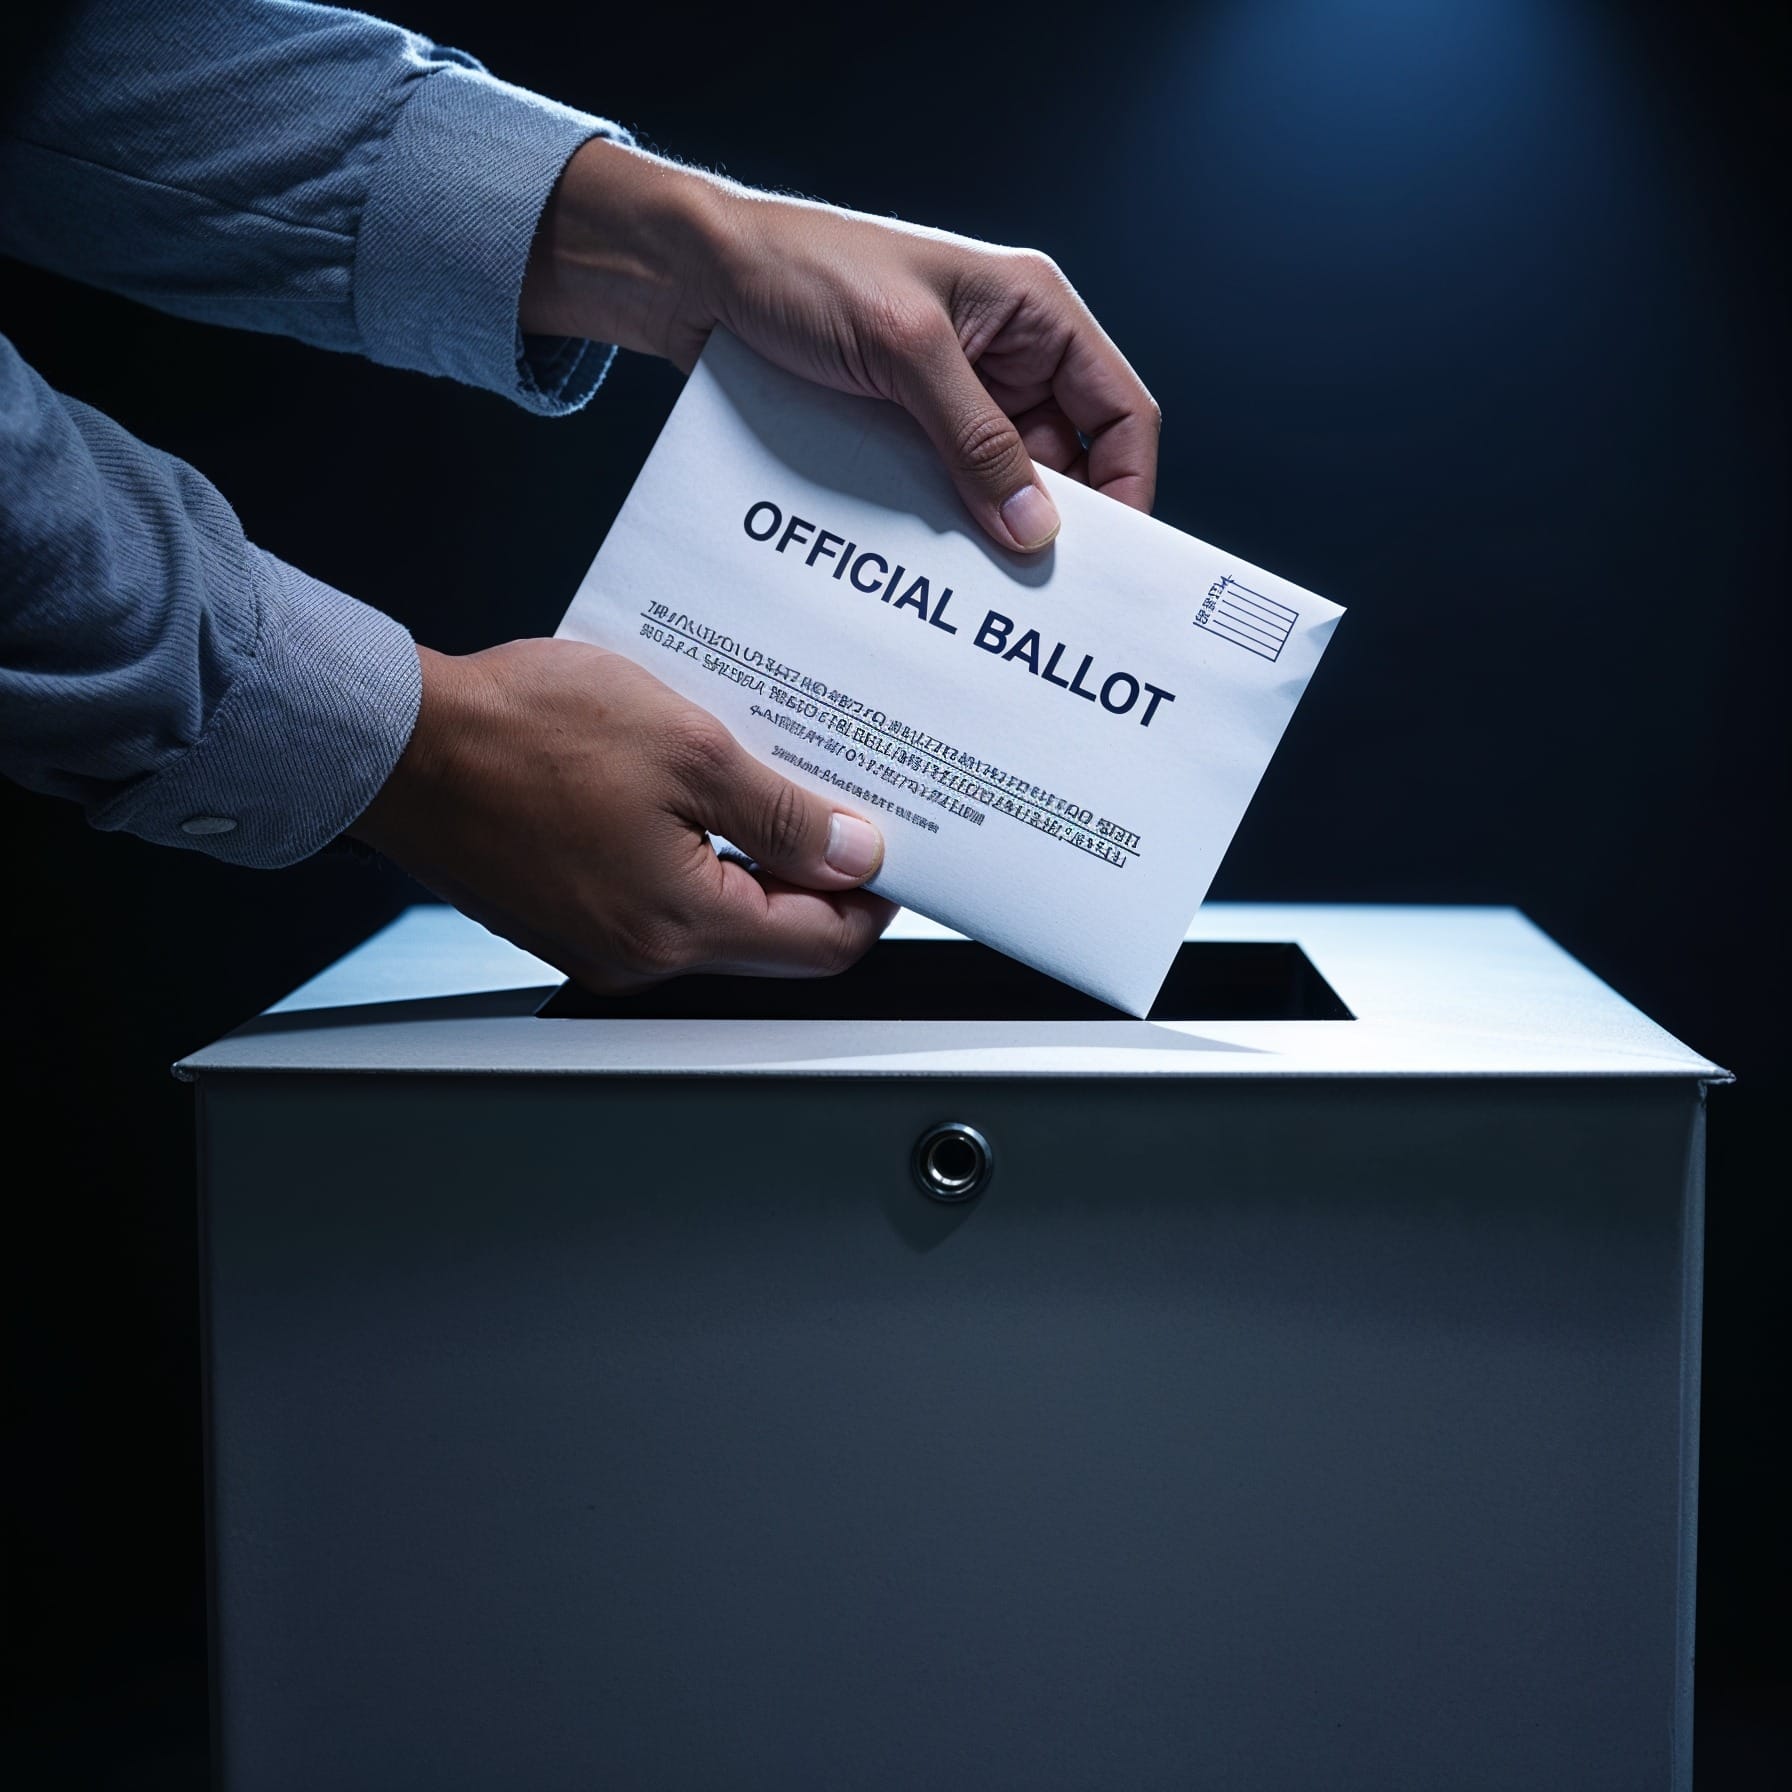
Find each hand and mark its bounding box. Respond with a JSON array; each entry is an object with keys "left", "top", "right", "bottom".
[
  {"left": 353, "top": 639, "right": 896, "bottom": 991},
  {"left": 522, "top": 139, "right": 1160, "bottom": 554}
]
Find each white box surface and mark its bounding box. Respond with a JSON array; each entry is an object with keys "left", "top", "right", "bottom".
[{"left": 182, "top": 905, "right": 1723, "bottom": 1792}]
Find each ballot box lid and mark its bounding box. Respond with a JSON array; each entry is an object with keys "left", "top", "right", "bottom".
[{"left": 176, "top": 903, "right": 1726, "bottom": 1082}]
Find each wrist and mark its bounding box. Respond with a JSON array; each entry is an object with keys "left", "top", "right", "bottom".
[
  {"left": 521, "top": 138, "right": 740, "bottom": 363},
  {"left": 351, "top": 645, "right": 486, "bottom": 854}
]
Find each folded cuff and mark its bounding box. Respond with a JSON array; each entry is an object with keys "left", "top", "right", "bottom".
[
  {"left": 354, "top": 60, "right": 631, "bottom": 415},
  {"left": 89, "top": 555, "right": 423, "bottom": 868}
]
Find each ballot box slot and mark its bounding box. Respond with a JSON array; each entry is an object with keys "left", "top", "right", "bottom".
[{"left": 535, "top": 940, "right": 1353, "bottom": 1023}]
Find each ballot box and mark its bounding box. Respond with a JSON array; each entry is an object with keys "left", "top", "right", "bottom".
[{"left": 180, "top": 903, "right": 1723, "bottom": 1792}]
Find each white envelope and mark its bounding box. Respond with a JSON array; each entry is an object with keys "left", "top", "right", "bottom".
[{"left": 558, "top": 331, "right": 1344, "bottom": 1015}]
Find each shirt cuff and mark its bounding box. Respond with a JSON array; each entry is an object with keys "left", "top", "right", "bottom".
[
  {"left": 88, "top": 555, "right": 423, "bottom": 869},
  {"left": 354, "top": 60, "right": 631, "bottom": 415}
]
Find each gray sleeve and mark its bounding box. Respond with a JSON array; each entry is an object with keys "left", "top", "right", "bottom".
[
  {"left": 0, "top": 332, "right": 420, "bottom": 866},
  {"left": 0, "top": 0, "right": 632, "bottom": 414}
]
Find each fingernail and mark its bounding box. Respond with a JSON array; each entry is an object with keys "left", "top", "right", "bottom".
[
  {"left": 825, "top": 813, "right": 882, "bottom": 880},
  {"left": 1000, "top": 482, "right": 1060, "bottom": 551}
]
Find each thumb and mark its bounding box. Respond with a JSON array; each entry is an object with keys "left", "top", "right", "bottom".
[
  {"left": 687, "top": 731, "right": 885, "bottom": 891},
  {"left": 894, "top": 328, "right": 1061, "bottom": 553}
]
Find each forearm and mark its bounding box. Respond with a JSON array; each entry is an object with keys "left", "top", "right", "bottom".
[
  {"left": 0, "top": 335, "right": 419, "bottom": 865},
  {"left": 0, "top": 0, "right": 628, "bottom": 413},
  {"left": 521, "top": 140, "right": 733, "bottom": 362}
]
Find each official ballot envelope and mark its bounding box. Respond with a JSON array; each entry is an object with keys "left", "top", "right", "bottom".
[{"left": 558, "top": 331, "right": 1343, "bottom": 1013}]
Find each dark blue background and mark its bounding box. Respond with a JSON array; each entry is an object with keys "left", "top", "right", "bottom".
[{"left": 6, "top": 0, "right": 1785, "bottom": 1781}]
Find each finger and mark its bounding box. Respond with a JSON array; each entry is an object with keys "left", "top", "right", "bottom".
[
  {"left": 892, "top": 325, "right": 1062, "bottom": 553},
  {"left": 1011, "top": 397, "right": 1089, "bottom": 483},
  {"left": 676, "top": 721, "right": 885, "bottom": 890},
  {"left": 693, "top": 863, "right": 897, "bottom": 978},
  {"left": 1048, "top": 314, "right": 1161, "bottom": 513}
]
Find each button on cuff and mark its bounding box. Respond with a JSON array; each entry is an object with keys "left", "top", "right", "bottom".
[{"left": 90, "top": 553, "right": 422, "bottom": 869}]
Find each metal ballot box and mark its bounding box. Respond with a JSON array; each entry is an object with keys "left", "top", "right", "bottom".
[{"left": 180, "top": 904, "right": 1723, "bottom": 1792}]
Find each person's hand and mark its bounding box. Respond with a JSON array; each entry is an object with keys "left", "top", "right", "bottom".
[
  {"left": 522, "top": 139, "right": 1160, "bottom": 554},
  {"left": 352, "top": 639, "right": 895, "bottom": 991}
]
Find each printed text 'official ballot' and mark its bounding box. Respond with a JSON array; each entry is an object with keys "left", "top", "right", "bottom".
[{"left": 740, "top": 500, "right": 1176, "bottom": 729}]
